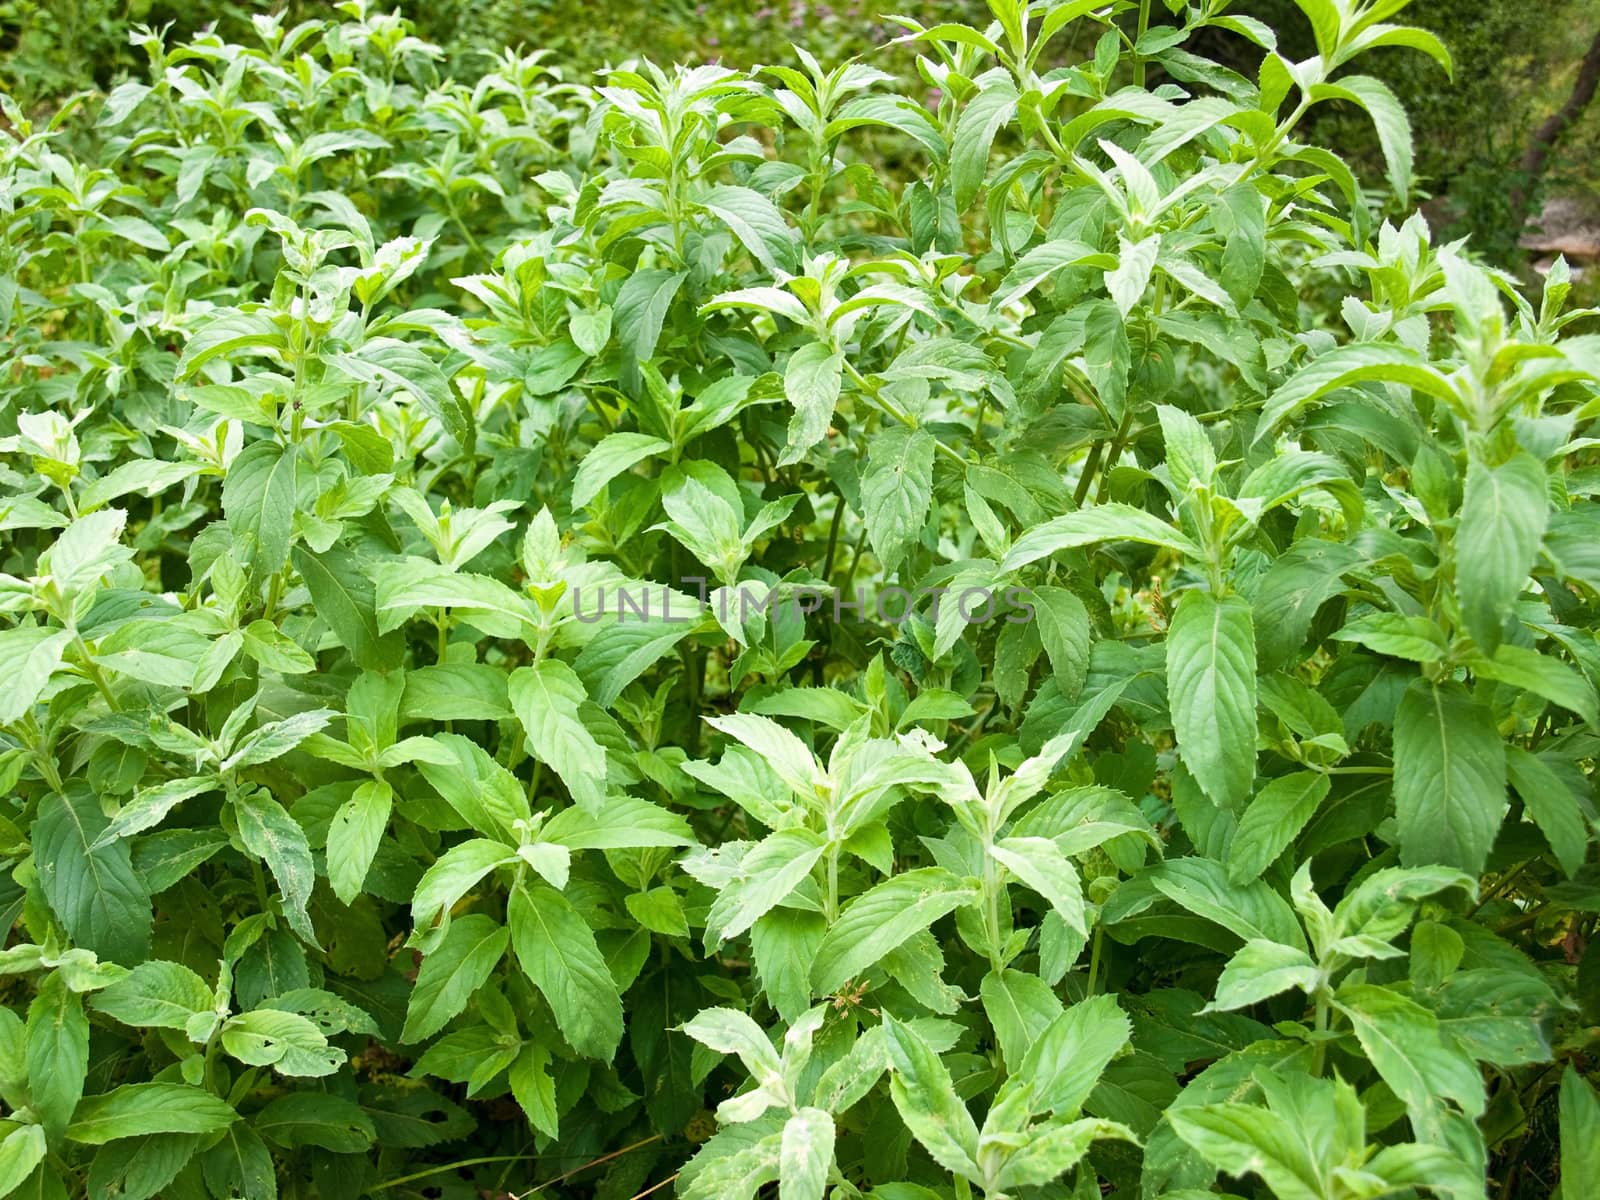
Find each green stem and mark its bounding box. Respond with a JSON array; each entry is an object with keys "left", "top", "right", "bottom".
[
  {"left": 843, "top": 360, "right": 965, "bottom": 465},
  {"left": 370, "top": 1155, "right": 541, "bottom": 1192},
  {"left": 983, "top": 864, "right": 1005, "bottom": 973},
  {"left": 1095, "top": 409, "right": 1136, "bottom": 504},
  {"left": 820, "top": 494, "right": 846, "bottom": 584},
  {"left": 1085, "top": 923, "right": 1105, "bottom": 996},
  {"left": 73, "top": 633, "right": 120, "bottom": 711},
  {"left": 1132, "top": 0, "right": 1151, "bottom": 88},
  {"left": 262, "top": 571, "right": 284, "bottom": 624},
  {"left": 30, "top": 737, "right": 66, "bottom": 795},
  {"left": 1311, "top": 991, "right": 1330, "bottom": 1076},
  {"left": 1073, "top": 440, "right": 1105, "bottom": 507},
  {"left": 823, "top": 844, "right": 840, "bottom": 925}
]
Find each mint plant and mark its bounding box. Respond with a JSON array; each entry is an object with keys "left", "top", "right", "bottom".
[{"left": 0, "top": 1, "right": 1597, "bottom": 1198}]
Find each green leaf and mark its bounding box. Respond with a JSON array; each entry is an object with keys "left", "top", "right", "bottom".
[
  {"left": 1506, "top": 747, "right": 1588, "bottom": 878},
  {"left": 67, "top": 1085, "right": 237, "bottom": 1145},
  {"left": 778, "top": 1108, "right": 834, "bottom": 1200},
  {"left": 1334, "top": 983, "right": 1484, "bottom": 1138},
  {"left": 811, "top": 868, "right": 977, "bottom": 995},
  {"left": 175, "top": 310, "right": 285, "bottom": 378},
  {"left": 0, "top": 626, "right": 71, "bottom": 725},
  {"left": 1315, "top": 76, "right": 1413, "bottom": 204},
  {"left": 679, "top": 1121, "right": 783, "bottom": 1200},
  {"left": 326, "top": 340, "right": 472, "bottom": 455},
  {"left": 292, "top": 544, "right": 405, "bottom": 671},
  {"left": 570, "top": 433, "right": 671, "bottom": 508},
  {"left": 220, "top": 1009, "right": 341, "bottom": 1077},
  {"left": 198, "top": 1125, "right": 275, "bottom": 1200},
  {"left": 541, "top": 794, "right": 693, "bottom": 850},
  {"left": 1473, "top": 644, "right": 1598, "bottom": 727},
  {"left": 826, "top": 94, "right": 946, "bottom": 157},
  {"left": 90, "top": 961, "right": 212, "bottom": 1031},
  {"left": 997, "top": 1117, "right": 1135, "bottom": 1190},
  {"left": 402, "top": 913, "right": 509, "bottom": 1043},
  {"left": 88, "top": 1133, "right": 202, "bottom": 1200},
  {"left": 1157, "top": 404, "right": 1217, "bottom": 495},
  {"left": 1227, "top": 772, "right": 1329, "bottom": 884},
  {"left": 950, "top": 82, "right": 1017, "bottom": 211},
  {"left": 703, "top": 185, "right": 797, "bottom": 274},
  {"left": 883, "top": 1016, "right": 980, "bottom": 1180},
  {"left": 1204, "top": 940, "right": 1320, "bottom": 1012},
  {"left": 252, "top": 1093, "right": 373, "bottom": 1152},
  {"left": 410, "top": 839, "right": 516, "bottom": 943},
  {"left": 509, "top": 1042, "right": 559, "bottom": 1139},
  {"left": 682, "top": 1007, "right": 782, "bottom": 1085},
  {"left": 1393, "top": 680, "right": 1507, "bottom": 875},
  {"left": 34, "top": 788, "right": 152, "bottom": 966},
  {"left": 241, "top": 620, "right": 315, "bottom": 674},
  {"left": 1457, "top": 452, "right": 1547, "bottom": 653},
  {"left": 1031, "top": 587, "right": 1092, "bottom": 700},
  {"left": 992, "top": 238, "right": 1108, "bottom": 310},
  {"left": 233, "top": 791, "right": 320, "bottom": 948},
  {"left": 1107, "top": 233, "right": 1159, "bottom": 316},
  {"left": 414, "top": 732, "right": 529, "bottom": 844},
  {"left": 614, "top": 268, "right": 686, "bottom": 368},
  {"left": 624, "top": 886, "right": 689, "bottom": 937},
  {"left": 1018, "top": 994, "right": 1131, "bottom": 1117},
  {"left": 222, "top": 442, "right": 298, "bottom": 585},
  {"left": 751, "top": 910, "right": 827, "bottom": 1024},
  {"left": 1332, "top": 612, "right": 1449, "bottom": 663},
  {"left": 1168, "top": 1069, "right": 1362, "bottom": 1200},
  {"left": 861, "top": 426, "right": 935, "bottom": 574},
  {"left": 1002, "top": 503, "right": 1199, "bottom": 574},
  {"left": 980, "top": 968, "right": 1064, "bottom": 1072},
  {"left": 705, "top": 829, "right": 827, "bottom": 948},
  {"left": 1254, "top": 344, "right": 1457, "bottom": 445},
  {"left": 573, "top": 615, "right": 697, "bottom": 709},
  {"left": 27, "top": 973, "right": 88, "bottom": 1141},
  {"left": 1145, "top": 857, "right": 1308, "bottom": 952},
  {"left": 780, "top": 343, "right": 844, "bottom": 466},
  {"left": 991, "top": 837, "right": 1087, "bottom": 936},
  {"left": 508, "top": 661, "right": 610, "bottom": 812},
  {"left": 703, "top": 713, "right": 821, "bottom": 800},
  {"left": 327, "top": 780, "right": 392, "bottom": 905},
  {"left": 507, "top": 882, "right": 623, "bottom": 1059},
  {"left": 1166, "top": 591, "right": 1257, "bottom": 810},
  {"left": 224, "top": 708, "right": 335, "bottom": 771},
  {"left": 0, "top": 1127, "right": 47, "bottom": 1199},
  {"left": 1559, "top": 1067, "right": 1600, "bottom": 1200}
]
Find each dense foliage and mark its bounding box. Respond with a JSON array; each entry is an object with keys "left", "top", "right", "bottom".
[
  {"left": 1, "top": 2, "right": 1598, "bottom": 1198},
  {"left": 9, "top": 0, "right": 1600, "bottom": 275}
]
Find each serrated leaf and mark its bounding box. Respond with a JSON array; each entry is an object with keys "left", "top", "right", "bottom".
[
  {"left": 507, "top": 882, "right": 623, "bottom": 1059},
  {"left": 1167, "top": 591, "right": 1257, "bottom": 810},
  {"left": 812, "top": 869, "right": 976, "bottom": 995},
  {"left": 1393, "top": 680, "right": 1507, "bottom": 874},
  {"left": 508, "top": 661, "right": 610, "bottom": 812},
  {"left": 233, "top": 791, "right": 320, "bottom": 949}
]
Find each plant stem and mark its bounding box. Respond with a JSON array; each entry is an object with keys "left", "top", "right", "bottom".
[
  {"left": 1311, "top": 990, "right": 1330, "bottom": 1076},
  {"left": 1073, "top": 440, "right": 1105, "bottom": 507},
  {"left": 1133, "top": 0, "right": 1151, "bottom": 88},
  {"left": 1095, "top": 409, "right": 1136, "bottom": 504},
  {"left": 73, "top": 633, "right": 120, "bottom": 711},
  {"left": 982, "top": 846, "right": 1005, "bottom": 972},
  {"left": 842, "top": 360, "right": 965, "bottom": 465},
  {"left": 823, "top": 844, "right": 840, "bottom": 924}
]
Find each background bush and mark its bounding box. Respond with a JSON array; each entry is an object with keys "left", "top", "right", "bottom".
[{"left": 6, "top": 0, "right": 1600, "bottom": 266}]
